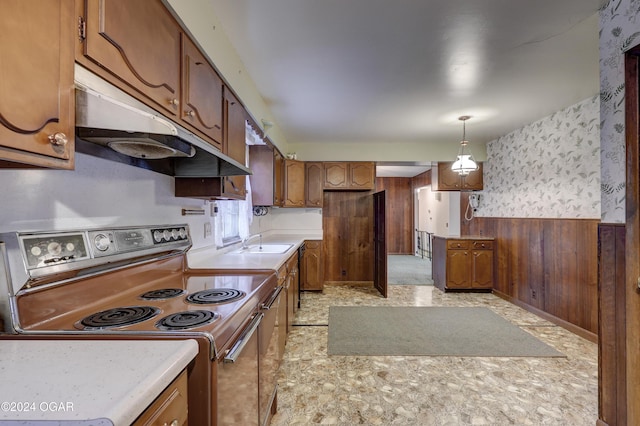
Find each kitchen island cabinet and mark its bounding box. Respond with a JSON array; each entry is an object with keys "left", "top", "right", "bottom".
[
  {"left": 0, "top": 339, "right": 197, "bottom": 425},
  {"left": 432, "top": 236, "right": 494, "bottom": 291},
  {"left": 0, "top": 0, "right": 75, "bottom": 169}
]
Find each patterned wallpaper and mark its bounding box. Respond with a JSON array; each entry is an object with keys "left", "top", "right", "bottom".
[
  {"left": 476, "top": 96, "right": 601, "bottom": 219},
  {"left": 599, "top": 0, "right": 640, "bottom": 223}
]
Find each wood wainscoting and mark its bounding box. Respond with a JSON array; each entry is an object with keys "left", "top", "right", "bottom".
[
  {"left": 598, "top": 223, "right": 626, "bottom": 426},
  {"left": 465, "top": 217, "right": 599, "bottom": 340}
]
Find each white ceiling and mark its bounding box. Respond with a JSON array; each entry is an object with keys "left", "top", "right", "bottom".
[{"left": 209, "top": 0, "right": 605, "bottom": 176}]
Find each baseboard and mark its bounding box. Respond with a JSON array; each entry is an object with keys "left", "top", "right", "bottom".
[
  {"left": 324, "top": 281, "right": 373, "bottom": 287},
  {"left": 492, "top": 290, "right": 598, "bottom": 343}
]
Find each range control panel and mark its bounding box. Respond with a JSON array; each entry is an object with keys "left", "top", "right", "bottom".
[{"left": 17, "top": 225, "right": 190, "bottom": 269}]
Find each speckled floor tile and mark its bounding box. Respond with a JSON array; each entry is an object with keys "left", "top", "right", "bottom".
[{"left": 271, "top": 285, "right": 598, "bottom": 426}]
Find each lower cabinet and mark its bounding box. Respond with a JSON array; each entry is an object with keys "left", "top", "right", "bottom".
[
  {"left": 301, "top": 240, "right": 324, "bottom": 291},
  {"left": 133, "top": 370, "right": 188, "bottom": 426},
  {"left": 432, "top": 236, "right": 494, "bottom": 291}
]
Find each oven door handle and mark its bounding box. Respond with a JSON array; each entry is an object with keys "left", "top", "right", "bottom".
[
  {"left": 260, "top": 286, "right": 283, "bottom": 310},
  {"left": 223, "top": 312, "right": 264, "bottom": 364}
]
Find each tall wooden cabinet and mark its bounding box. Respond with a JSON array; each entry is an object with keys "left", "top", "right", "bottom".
[
  {"left": 0, "top": 0, "right": 75, "bottom": 169},
  {"left": 432, "top": 236, "right": 494, "bottom": 291}
]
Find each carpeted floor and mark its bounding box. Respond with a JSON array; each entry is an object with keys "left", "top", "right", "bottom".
[
  {"left": 328, "top": 306, "right": 565, "bottom": 357},
  {"left": 387, "top": 254, "right": 433, "bottom": 285}
]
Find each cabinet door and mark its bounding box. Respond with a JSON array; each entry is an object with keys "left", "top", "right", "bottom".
[
  {"left": 0, "top": 0, "right": 74, "bottom": 168},
  {"left": 302, "top": 241, "right": 324, "bottom": 291},
  {"left": 81, "top": 0, "right": 181, "bottom": 117},
  {"left": 305, "top": 162, "right": 324, "bottom": 207},
  {"left": 283, "top": 160, "right": 305, "bottom": 207},
  {"left": 249, "top": 145, "right": 275, "bottom": 206},
  {"left": 323, "top": 162, "right": 348, "bottom": 189},
  {"left": 349, "top": 162, "right": 375, "bottom": 190},
  {"left": 462, "top": 163, "right": 483, "bottom": 190},
  {"left": 446, "top": 250, "right": 470, "bottom": 288},
  {"left": 274, "top": 151, "right": 284, "bottom": 206},
  {"left": 182, "top": 36, "right": 223, "bottom": 148},
  {"left": 471, "top": 249, "right": 493, "bottom": 288},
  {"left": 437, "top": 162, "right": 463, "bottom": 190},
  {"left": 221, "top": 88, "right": 246, "bottom": 199}
]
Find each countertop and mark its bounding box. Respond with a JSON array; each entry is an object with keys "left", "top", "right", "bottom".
[
  {"left": 187, "top": 231, "right": 322, "bottom": 271},
  {"left": 0, "top": 339, "right": 198, "bottom": 425}
]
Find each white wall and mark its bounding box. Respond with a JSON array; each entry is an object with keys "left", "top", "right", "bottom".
[
  {"left": 416, "top": 185, "right": 457, "bottom": 237},
  {"left": 0, "top": 152, "right": 218, "bottom": 249}
]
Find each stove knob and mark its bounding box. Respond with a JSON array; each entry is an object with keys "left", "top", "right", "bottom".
[
  {"left": 47, "top": 242, "right": 62, "bottom": 256},
  {"left": 179, "top": 228, "right": 187, "bottom": 239},
  {"left": 153, "top": 230, "right": 163, "bottom": 243},
  {"left": 171, "top": 229, "right": 178, "bottom": 239},
  {"left": 30, "top": 246, "right": 42, "bottom": 256},
  {"left": 94, "top": 234, "right": 111, "bottom": 251},
  {"left": 163, "top": 230, "right": 171, "bottom": 241},
  {"left": 66, "top": 242, "right": 75, "bottom": 252}
]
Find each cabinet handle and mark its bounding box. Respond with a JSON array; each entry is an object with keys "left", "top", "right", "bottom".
[
  {"left": 169, "top": 98, "right": 179, "bottom": 106},
  {"left": 186, "top": 110, "right": 195, "bottom": 117},
  {"left": 48, "top": 132, "right": 68, "bottom": 146},
  {"left": 162, "top": 420, "right": 179, "bottom": 426}
]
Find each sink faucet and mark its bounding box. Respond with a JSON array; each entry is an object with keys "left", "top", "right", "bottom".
[{"left": 241, "top": 233, "right": 262, "bottom": 249}]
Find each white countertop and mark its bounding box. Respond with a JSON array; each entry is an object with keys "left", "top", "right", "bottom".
[
  {"left": 187, "top": 232, "right": 322, "bottom": 271},
  {"left": 0, "top": 339, "right": 198, "bottom": 425}
]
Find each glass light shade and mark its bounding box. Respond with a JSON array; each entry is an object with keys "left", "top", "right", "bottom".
[{"left": 451, "top": 141, "right": 478, "bottom": 176}]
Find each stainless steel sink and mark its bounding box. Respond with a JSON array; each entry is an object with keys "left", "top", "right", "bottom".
[{"left": 231, "top": 244, "right": 294, "bottom": 254}]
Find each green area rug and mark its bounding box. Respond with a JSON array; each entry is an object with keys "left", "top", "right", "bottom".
[
  {"left": 388, "top": 255, "right": 433, "bottom": 285},
  {"left": 328, "top": 306, "right": 565, "bottom": 357}
]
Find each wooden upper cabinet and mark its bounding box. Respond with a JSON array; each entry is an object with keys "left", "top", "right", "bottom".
[
  {"left": 323, "top": 162, "right": 375, "bottom": 190},
  {"left": 433, "top": 161, "right": 483, "bottom": 191},
  {"left": 0, "top": 0, "right": 74, "bottom": 169},
  {"left": 305, "top": 162, "right": 324, "bottom": 207},
  {"left": 181, "top": 36, "right": 223, "bottom": 149},
  {"left": 283, "top": 160, "right": 305, "bottom": 207},
  {"left": 79, "top": 0, "right": 182, "bottom": 117},
  {"left": 220, "top": 88, "right": 246, "bottom": 199}
]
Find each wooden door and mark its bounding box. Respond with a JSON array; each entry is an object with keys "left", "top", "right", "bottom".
[
  {"left": 624, "top": 45, "right": 640, "bottom": 425},
  {"left": 0, "top": 0, "right": 74, "bottom": 168},
  {"left": 301, "top": 241, "right": 323, "bottom": 291},
  {"left": 373, "top": 191, "right": 388, "bottom": 298},
  {"left": 81, "top": 0, "right": 182, "bottom": 117},
  {"left": 182, "top": 36, "right": 223, "bottom": 148},
  {"left": 446, "top": 250, "right": 469, "bottom": 288}
]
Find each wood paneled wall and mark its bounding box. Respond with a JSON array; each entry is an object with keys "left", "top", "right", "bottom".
[
  {"left": 411, "top": 169, "right": 431, "bottom": 189},
  {"left": 465, "top": 217, "right": 599, "bottom": 339},
  {"left": 322, "top": 191, "right": 374, "bottom": 281},
  {"left": 598, "top": 224, "right": 626, "bottom": 426},
  {"left": 375, "top": 177, "right": 413, "bottom": 254}
]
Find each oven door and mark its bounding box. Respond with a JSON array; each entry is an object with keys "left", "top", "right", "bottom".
[
  {"left": 259, "top": 285, "right": 284, "bottom": 426},
  {"left": 217, "top": 312, "right": 263, "bottom": 426}
]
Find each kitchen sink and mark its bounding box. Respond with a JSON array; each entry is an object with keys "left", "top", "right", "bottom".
[{"left": 231, "top": 244, "right": 294, "bottom": 254}]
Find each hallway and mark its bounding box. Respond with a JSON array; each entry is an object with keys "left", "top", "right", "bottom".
[{"left": 271, "top": 285, "right": 598, "bottom": 425}]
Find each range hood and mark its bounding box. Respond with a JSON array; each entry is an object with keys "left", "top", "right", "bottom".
[{"left": 74, "top": 65, "right": 251, "bottom": 177}]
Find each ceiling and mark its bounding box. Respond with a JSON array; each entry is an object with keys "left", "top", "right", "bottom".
[{"left": 209, "top": 0, "right": 606, "bottom": 176}]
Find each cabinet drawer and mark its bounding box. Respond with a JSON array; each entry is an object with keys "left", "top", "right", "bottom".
[
  {"left": 133, "top": 370, "right": 188, "bottom": 426},
  {"left": 447, "top": 240, "right": 470, "bottom": 250},
  {"left": 472, "top": 240, "right": 493, "bottom": 250}
]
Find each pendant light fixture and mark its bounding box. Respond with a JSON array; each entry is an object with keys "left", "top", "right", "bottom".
[{"left": 451, "top": 115, "right": 478, "bottom": 176}]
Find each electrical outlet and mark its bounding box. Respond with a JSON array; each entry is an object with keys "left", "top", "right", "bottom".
[
  {"left": 204, "top": 222, "right": 212, "bottom": 238},
  {"left": 531, "top": 289, "right": 537, "bottom": 299}
]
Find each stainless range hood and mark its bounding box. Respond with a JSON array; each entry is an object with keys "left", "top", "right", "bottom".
[{"left": 74, "top": 64, "right": 251, "bottom": 177}]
